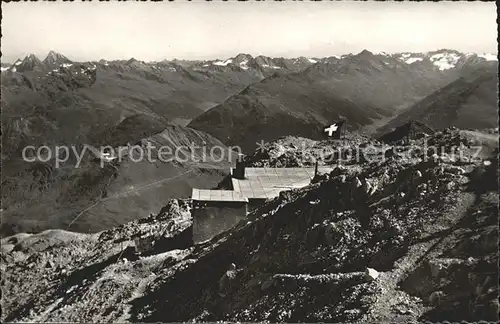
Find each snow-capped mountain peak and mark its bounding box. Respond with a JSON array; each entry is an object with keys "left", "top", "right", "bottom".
[
  {"left": 394, "top": 49, "right": 497, "bottom": 70},
  {"left": 233, "top": 53, "right": 253, "bottom": 64},
  {"left": 43, "top": 51, "right": 72, "bottom": 67},
  {"left": 428, "top": 51, "right": 462, "bottom": 70},
  {"left": 16, "top": 54, "right": 44, "bottom": 72},
  {"left": 212, "top": 58, "right": 233, "bottom": 67},
  {"left": 24, "top": 53, "right": 41, "bottom": 63},
  {"left": 477, "top": 53, "right": 497, "bottom": 61}
]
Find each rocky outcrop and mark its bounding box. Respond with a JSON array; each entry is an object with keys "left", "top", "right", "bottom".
[{"left": 1, "top": 129, "right": 498, "bottom": 323}]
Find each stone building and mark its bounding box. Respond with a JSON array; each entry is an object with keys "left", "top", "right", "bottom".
[{"left": 191, "top": 161, "right": 332, "bottom": 243}]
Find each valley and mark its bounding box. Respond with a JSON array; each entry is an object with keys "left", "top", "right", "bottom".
[
  {"left": 1, "top": 49, "right": 497, "bottom": 235},
  {"left": 1, "top": 48, "right": 498, "bottom": 323}
]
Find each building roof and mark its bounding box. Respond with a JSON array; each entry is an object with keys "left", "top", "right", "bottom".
[
  {"left": 231, "top": 167, "right": 333, "bottom": 199},
  {"left": 191, "top": 188, "right": 248, "bottom": 202}
]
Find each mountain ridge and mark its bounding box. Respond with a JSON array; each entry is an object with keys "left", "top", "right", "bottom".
[
  {"left": 375, "top": 65, "right": 498, "bottom": 137},
  {"left": 1, "top": 128, "right": 497, "bottom": 322},
  {"left": 3, "top": 49, "right": 496, "bottom": 74},
  {"left": 188, "top": 49, "right": 493, "bottom": 152}
]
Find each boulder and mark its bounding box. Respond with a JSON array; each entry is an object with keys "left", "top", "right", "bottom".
[
  {"left": 369, "top": 183, "right": 378, "bottom": 196},
  {"left": 446, "top": 181, "right": 456, "bottom": 190},
  {"left": 324, "top": 223, "right": 338, "bottom": 246},
  {"left": 45, "top": 259, "right": 55, "bottom": 269},
  {"left": 1, "top": 244, "right": 15, "bottom": 254},
  {"left": 261, "top": 277, "right": 275, "bottom": 291},
  {"left": 362, "top": 180, "right": 372, "bottom": 195},
  {"left": 219, "top": 263, "right": 238, "bottom": 292},
  {"left": 330, "top": 166, "right": 348, "bottom": 177},
  {"left": 446, "top": 166, "right": 465, "bottom": 175},
  {"left": 353, "top": 177, "right": 362, "bottom": 188},
  {"left": 364, "top": 268, "right": 380, "bottom": 281}
]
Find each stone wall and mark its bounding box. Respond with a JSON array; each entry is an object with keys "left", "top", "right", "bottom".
[{"left": 192, "top": 201, "right": 248, "bottom": 243}]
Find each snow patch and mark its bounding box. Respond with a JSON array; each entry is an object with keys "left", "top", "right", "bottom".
[
  {"left": 61, "top": 63, "right": 73, "bottom": 68},
  {"left": 1, "top": 67, "right": 8, "bottom": 72},
  {"left": 405, "top": 57, "right": 423, "bottom": 64},
  {"left": 477, "top": 53, "right": 497, "bottom": 61},
  {"left": 213, "top": 59, "right": 233, "bottom": 66},
  {"left": 429, "top": 52, "right": 461, "bottom": 70},
  {"left": 66, "top": 285, "right": 79, "bottom": 294},
  {"left": 239, "top": 60, "right": 249, "bottom": 70},
  {"left": 308, "top": 58, "right": 317, "bottom": 64},
  {"left": 262, "top": 64, "right": 281, "bottom": 69}
]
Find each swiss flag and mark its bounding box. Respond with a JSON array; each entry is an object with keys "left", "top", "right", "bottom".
[{"left": 323, "top": 120, "right": 346, "bottom": 139}]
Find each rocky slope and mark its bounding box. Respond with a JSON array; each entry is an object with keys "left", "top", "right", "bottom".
[
  {"left": 1, "top": 128, "right": 497, "bottom": 322},
  {"left": 188, "top": 73, "right": 386, "bottom": 152},
  {"left": 1, "top": 53, "right": 263, "bottom": 147},
  {"left": 1, "top": 51, "right": 266, "bottom": 235},
  {"left": 394, "top": 49, "right": 497, "bottom": 71},
  {"left": 42, "top": 51, "right": 73, "bottom": 70},
  {"left": 2, "top": 51, "right": 313, "bottom": 163}
]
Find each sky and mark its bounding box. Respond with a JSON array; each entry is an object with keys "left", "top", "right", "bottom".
[{"left": 1, "top": 1, "right": 497, "bottom": 63}]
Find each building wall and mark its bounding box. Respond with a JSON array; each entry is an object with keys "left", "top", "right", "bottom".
[
  {"left": 192, "top": 201, "right": 248, "bottom": 244},
  {"left": 248, "top": 198, "right": 267, "bottom": 213}
]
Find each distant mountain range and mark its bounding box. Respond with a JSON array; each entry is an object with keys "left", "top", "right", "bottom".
[
  {"left": 188, "top": 49, "right": 497, "bottom": 152},
  {"left": 2, "top": 48, "right": 496, "bottom": 75},
  {"left": 2, "top": 48, "right": 497, "bottom": 163},
  {"left": 1, "top": 127, "right": 498, "bottom": 323},
  {"left": 393, "top": 49, "right": 497, "bottom": 71},
  {"left": 1, "top": 51, "right": 261, "bottom": 235},
  {"left": 375, "top": 65, "right": 498, "bottom": 137},
  {"left": 0, "top": 124, "right": 235, "bottom": 236}
]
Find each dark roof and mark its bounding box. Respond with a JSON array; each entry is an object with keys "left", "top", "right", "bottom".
[
  {"left": 192, "top": 167, "right": 333, "bottom": 202},
  {"left": 231, "top": 167, "right": 333, "bottom": 199}
]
